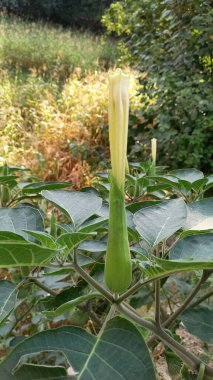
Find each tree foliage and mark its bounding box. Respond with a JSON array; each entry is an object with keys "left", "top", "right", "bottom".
[
  {"left": 103, "top": 0, "right": 213, "bottom": 171},
  {"left": 0, "top": 0, "right": 113, "bottom": 31}
]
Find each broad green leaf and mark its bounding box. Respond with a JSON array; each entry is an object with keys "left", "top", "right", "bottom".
[
  {"left": 179, "top": 229, "right": 212, "bottom": 238},
  {"left": 169, "top": 168, "right": 204, "bottom": 183},
  {"left": 191, "top": 178, "right": 208, "bottom": 192},
  {"left": 44, "top": 293, "right": 101, "bottom": 317},
  {"left": 126, "top": 201, "right": 160, "bottom": 213},
  {"left": 0, "top": 205, "right": 44, "bottom": 241},
  {"left": 147, "top": 184, "right": 171, "bottom": 193},
  {"left": 56, "top": 232, "right": 95, "bottom": 250},
  {"left": 23, "top": 231, "right": 57, "bottom": 249},
  {"left": 133, "top": 199, "right": 187, "bottom": 246},
  {"left": 157, "top": 257, "right": 213, "bottom": 274},
  {"left": 181, "top": 307, "right": 213, "bottom": 344},
  {"left": 0, "top": 242, "right": 58, "bottom": 267},
  {"left": 78, "top": 240, "right": 107, "bottom": 252},
  {"left": 43, "top": 268, "right": 73, "bottom": 276},
  {"left": 170, "top": 233, "right": 213, "bottom": 261},
  {"left": 147, "top": 175, "right": 179, "bottom": 186},
  {"left": 176, "top": 179, "right": 192, "bottom": 194},
  {"left": 0, "top": 281, "right": 17, "bottom": 325},
  {"left": 22, "top": 182, "right": 72, "bottom": 194},
  {"left": 0, "top": 231, "right": 26, "bottom": 241},
  {"left": 0, "top": 165, "right": 29, "bottom": 173},
  {"left": 41, "top": 283, "right": 85, "bottom": 310},
  {"left": 138, "top": 257, "right": 213, "bottom": 283},
  {"left": 130, "top": 246, "right": 148, "bottom": 258},
  {"left": 42, "top": 190, "right": 102, "bottom": 228},
  {"left": 165, "top": 351, "right": 183, "bottom": 380},
  {"left": 205, "top": 175, "right": 213, "bottom": 191},
  {"left": 15, "top": 364, "right": 68, "bottom": 380},
  {"left": 183, "top": 198, "right": 213, "bottom": 231},
  {"left": 76, "top": 253, "right": 96, "bottom": 267},
  {"left": 0, "top": 175, "right": 18, "bottom": 188},
  {"left": 0, "top": 317, "right": 156, "bottom": 380},
  {"left": 32, "top": 273, "right": 68, "bottom": 291},
  {"left": 78, "top": 217, "right": 108, "bottom": 233},
  {"left": 57, "top": 223, "right": 73, "bottom": 233},
  {"left": 137, "top": 235, "right": 213, "bottom": 280}
]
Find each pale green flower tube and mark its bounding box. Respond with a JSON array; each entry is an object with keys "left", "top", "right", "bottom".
[
  {"left": 151, "top": 138, "right": 157, "bottom": 167},
  {"left": 150, "top": 138, "right": 157, "bottom": 176},
  {"left": 105, "top": 69, "right": 132, "bottom": 293}
]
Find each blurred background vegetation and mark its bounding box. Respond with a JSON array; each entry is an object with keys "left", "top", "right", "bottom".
[{"left": 0, "top": 0, "right": 212, "bottom": 186}]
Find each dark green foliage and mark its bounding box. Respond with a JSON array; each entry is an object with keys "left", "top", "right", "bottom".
[
  {"left": 0, "top": 0, "right": 113, "bottom": 31},
  {"left": 103, "top": 0, "right": 213, "bottom": 171}
]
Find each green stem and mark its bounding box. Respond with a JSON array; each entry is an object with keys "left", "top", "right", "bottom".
[{"left": 197, "top": 363, "right": 206, "bottom": 380}]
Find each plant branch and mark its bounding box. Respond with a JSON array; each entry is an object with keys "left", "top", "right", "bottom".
[
  {"left": 77, "top": 301, "right": 102, "bottom": 327},
  {"left": 116, "top": 268, "right": 213, "bottom": 304},
  {"left": 148, "top": 270, "right": 213, "bottom": 347},
  {"left": 72, "top": 251, "right": 114, "bottom": 303},
  {"left": 29, "top": 277, "right": 58, "bottom": 296},
  {"left": 190, "top": 287, "right": 213, "bottom": 309},
  {"left": 116, "top": 277, "right": 144, "bottom": 303},
  {"left": 163, "top": 270, "right": 212, "bottom": 329},
  {"left": 117, "top": 302, "right": 213, "bottom": 377},
  {"left": 155, "top": 280, "right": 161, "bottom": 326}
]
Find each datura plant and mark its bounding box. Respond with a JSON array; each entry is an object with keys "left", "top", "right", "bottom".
[
  {"left": 0, "top": 72, "right": 213, "bottom": 380},
  {"left": 105, "top": 69, "right": 132, "bottom": 293}
]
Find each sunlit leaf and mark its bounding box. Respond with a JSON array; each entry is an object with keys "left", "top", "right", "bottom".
[
  {"left": 22, "top": 182, "right": 72, "bottom": 194},
  {"left": 42, "top": 190, "right": 102, "bottom": 228},
  {"left": 183, "top": 198, "right": 213, "bottom": 231},
  {"left": 133, "top": 199, "right": 186, "bottom": 246},
  {"left": 0, "top": 205, "right": 44, "bottom": 241},
  {"left": 0, "top": 242, "right": 58, "bottom": 267}
]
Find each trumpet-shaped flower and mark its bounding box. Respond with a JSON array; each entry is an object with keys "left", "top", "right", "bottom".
[
  {"left": 105, "top": 70, "right": 132, "bottom": 293},
  {"left": 151, "top": 138, "right": 157, "bottom": 167}
]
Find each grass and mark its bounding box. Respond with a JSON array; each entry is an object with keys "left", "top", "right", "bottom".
[
  {"left": 0, "top": 15, "right": 119, "bottom": 81},
  {"left": 0, "top": 15, "right": 142, "bottom": 187}
]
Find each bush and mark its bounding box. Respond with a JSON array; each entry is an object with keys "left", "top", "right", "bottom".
[
  {"left": 0, "top": 70, "right": 142, "bottom": 187},
  {"left": 103, "top": 0, "right": 213, "bottom": 172}
]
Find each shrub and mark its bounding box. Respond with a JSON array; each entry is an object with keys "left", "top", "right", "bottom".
[
  {"left": 103, "top": 0, "right": 213, "bottom": 172},
  {"left": 0, "top": 70, "right": 142, "bottom": 187}
]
